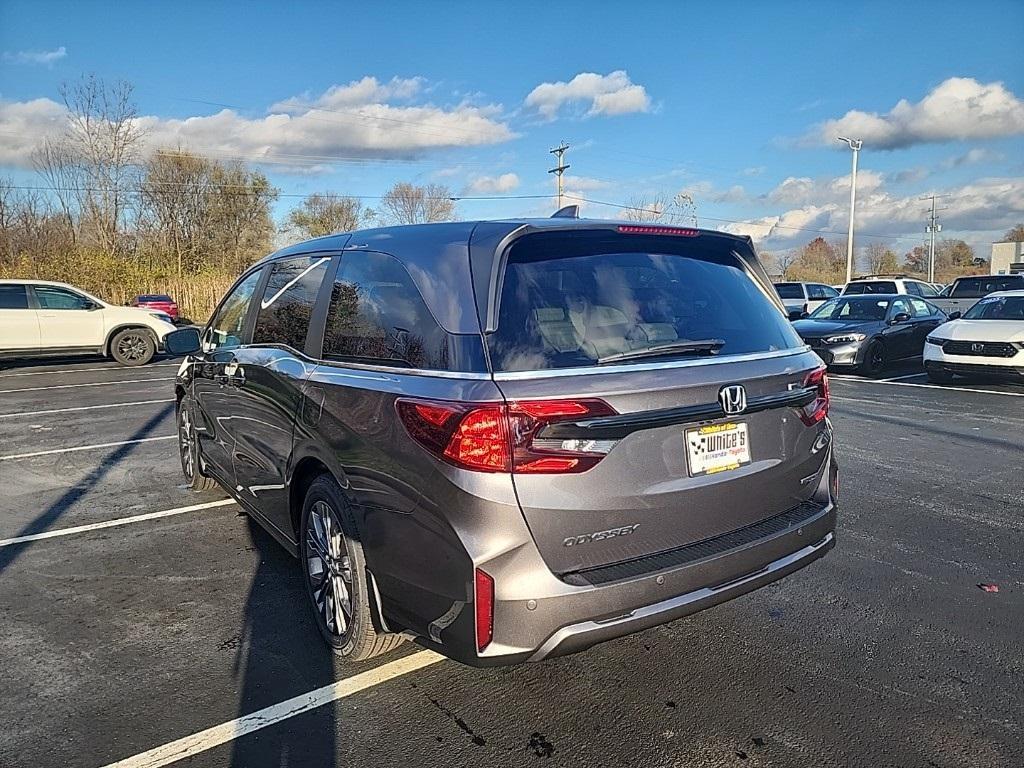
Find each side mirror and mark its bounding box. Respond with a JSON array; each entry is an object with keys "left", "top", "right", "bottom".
[
  {"left": 891, "top": 312, "right": 911, "bottom": 324},
  {"left": 165, "top": 327, "right": 202, "bottom": 356},
  {"left": 947, "top": 311, "right": 961, "bottom": 321}
]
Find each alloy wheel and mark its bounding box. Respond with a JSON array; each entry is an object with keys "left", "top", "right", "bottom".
[
  {"left": 306, "top": 500, "right": 354, "bottom": 639},
  {"left": 117, "top": 333, "right": 149, "bottom": 362},
  {"left": 178, "top": 406, "right": 195, "bottom": 480}
]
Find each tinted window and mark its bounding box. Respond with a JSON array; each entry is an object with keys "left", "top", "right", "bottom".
[
  {"left": 322, "top": 251, "right": 449, "bottom": 369},
  {"left": 34, "top": 286, "right": 90, "bottom": 309},
  {"left": 253, "top": 256, "right": 330, "bottom": 352},
  {"left": 844, "top": 281, "right": 897, "bottom": 295},
  {"left": 952, "top": 276, "right": 1023, "bottom": 298},
  {"left": 904, "top": 281, "right": 922, "bottom": 296},
  {"left": 915, "top": 281, "right": 939, "bottom": 297},
  {"left": 962, "top": 295, "right": 1024, "bottom": 320},
  {"left": 822, "top": 285, "right": 840, "bottom": 298},
  {"left": 807, "top": 284, "right": 832, "bottom": 300},
  {"left": 889, "top": 298, "right": 912, "bottom": 319},
  {"left": 774, "top": 283, "right": 804, "bottom": 299},
  {"left": 206, "top": 269, "right": 263, "bottom": 352},
  {"left": 809, "top": 297, "right": 890, "bottom": 321},
  {"left": 488, "top": 232, "right": 802, "bottom": 372},
  {"left": 0, "top": 284, "right": 29, "bottom": 309},
  {"left": 138, "top": 294, "right": 172, "bottom": 302}
]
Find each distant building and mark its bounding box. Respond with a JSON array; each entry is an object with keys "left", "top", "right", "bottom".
[{"left": 990, "top": 241, "right": 1024, "bottom": 274}]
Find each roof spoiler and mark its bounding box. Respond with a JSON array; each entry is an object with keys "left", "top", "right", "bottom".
[{"left": 551, "top": 205, "right": 580, "bottom": 219}]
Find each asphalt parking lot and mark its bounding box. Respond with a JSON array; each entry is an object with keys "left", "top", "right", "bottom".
[{"left": 1, "top": 356, "right": 1021, "bottom": 768}]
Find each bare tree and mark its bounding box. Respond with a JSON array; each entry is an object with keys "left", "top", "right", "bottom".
[
  {"left": 620, "top": 192, "right": 697, "bottom": 225},
  {"left": 865, "top": 242, "right": 900, "bottom": 274},
  {"left": 284, "top": 193, "right": 369, "bottom": 241},
  {"left": 1001, "top": 224, "right": 1024, "bottom": 242},
  {"left": 31, "top": 75, "right": 144, "bottom": 258},
  {"left": 378, "top": 182, "right": 456, "bottom": 225}
]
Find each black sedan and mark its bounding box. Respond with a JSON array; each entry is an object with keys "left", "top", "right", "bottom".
[{"left": 792, "top": 294, "right": 946, "bottom": 376}]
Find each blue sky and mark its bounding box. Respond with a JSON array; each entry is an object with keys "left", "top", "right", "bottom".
[{"left": 2, "top": 0, "right": 1022, "bottom": 256}]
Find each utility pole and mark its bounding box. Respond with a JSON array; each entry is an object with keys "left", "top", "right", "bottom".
[
  {"left": 921, "top": 194, "right": 950, "bottom": 283},
  {"left": 837, "top": 137, "right": 863, "bottom": 284},
  {"left": 548, "top": 142, "right": 570, "bottom": 210}
]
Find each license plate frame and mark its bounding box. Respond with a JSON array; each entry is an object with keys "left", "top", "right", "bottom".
[{"left": 685, "top": 421, "right": 751, "bottom": 477}]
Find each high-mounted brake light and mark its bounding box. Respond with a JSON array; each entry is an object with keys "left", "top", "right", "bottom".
[
  {"left": 395, "top": 397, "right": 616, "bottom": 474},
  {"left": 617, "top": 224, "right": 700, "bottom": 237},
  {"left": 800, "top": 367, "right": 830, "bottom": 426},
  {"left": 474, "top": 568, "right": 494, "bottom": 652}
]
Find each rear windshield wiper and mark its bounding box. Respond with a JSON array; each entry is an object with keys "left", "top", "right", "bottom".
[{"left": 597, "top": 339, "right": 726, "bottom": 365}]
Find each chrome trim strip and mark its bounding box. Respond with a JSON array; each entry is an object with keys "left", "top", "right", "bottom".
[
  {"left": 309, "top": 362, "right": 491, "bottom": 381},
  {"left": 495, "top": 346, "right": 812, "bottom": 381},
  {"left": 529, "top": 530, "right": 833, "bottom": 662}
]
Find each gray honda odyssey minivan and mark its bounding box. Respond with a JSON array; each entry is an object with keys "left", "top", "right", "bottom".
[{"left": 169, "top": 216, "right": 837, "bottom": 667}]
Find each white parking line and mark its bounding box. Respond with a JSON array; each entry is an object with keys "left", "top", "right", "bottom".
[
  {"left": 877, "top": 373, "right": 925, "bottom": 382},
  {"left": 0, "top": 435, "right": 175, "bottom": 461},
  {"left": 0, "top": 399, "right": 174, "bottom": 419},
  {"left": 0, "top": 377, "right": 173, "bottom": 394},
  {"left": 830, "top": 377, "right": 1024, "bottom": 398},
  {"left": 0, "top": 499, "right": 236, "bottom": 548},
  {"left": 0, "top": 363, "right": 179, "bottom": 378},
  {"left": 101, "top": 650, "right": 445, "bottom": 768}
]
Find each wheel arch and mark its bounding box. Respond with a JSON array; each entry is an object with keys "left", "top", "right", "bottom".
[{"left": 103, "top": 323, "right": 159, "bottom": 357}]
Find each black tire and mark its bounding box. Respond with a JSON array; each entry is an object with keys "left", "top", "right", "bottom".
[
  {"left": 299, "top": 474, "right": 404, "bottom": 661},
  {"left": 110, "top": 328, "right": 156, "bottom": 366},
  {"left": 859, "top": 339, "right": 887, "bottom": 377},
  {"left": 927, "top": 368, "right": 955, "bottom": 384},
  {"left": 177, "top": 396, "right": 217, "bottom": 491}
]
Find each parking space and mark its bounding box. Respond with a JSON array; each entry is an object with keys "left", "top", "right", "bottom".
[{"left": 0, "top": 358, "right": 1021, "bottom": 768}]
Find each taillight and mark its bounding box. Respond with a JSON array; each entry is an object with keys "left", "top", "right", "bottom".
[
  {"left": 474, "top": 568, "right": 494, "bottom": 652},
  {"left": 617, "top": 224, "right": 699, "bottom": 237},
  {"left": 395, "top": 397, "right": 616, "bottom": 473},
  {"left": 800, "top": 367, "right": 829, "bottom": 425}
]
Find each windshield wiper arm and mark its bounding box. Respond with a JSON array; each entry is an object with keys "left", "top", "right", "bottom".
[{"left": 597, "top": 339, "right": 726, "bottom": 365}]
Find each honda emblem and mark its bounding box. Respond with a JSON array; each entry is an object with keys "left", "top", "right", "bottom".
[
  {"left": 971, "top": 343, "right": 984, "bottom": 353},
  {"left": 719, "top": 385, "right": 747, "bottom": 415}
]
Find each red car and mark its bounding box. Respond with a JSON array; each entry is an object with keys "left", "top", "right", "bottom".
[{"left": 130, "top": 294, "right": 179, "bottom": 321}]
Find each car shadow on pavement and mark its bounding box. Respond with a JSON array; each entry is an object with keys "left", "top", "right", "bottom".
[
  {"left": 227, "top": 516, "right": 337, "bottom": 768},
  {"left": 0, "top": 402, "right": 176, "bottom": 575}
]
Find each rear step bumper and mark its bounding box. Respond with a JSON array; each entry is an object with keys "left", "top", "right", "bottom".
[{"left": 530, "top": 527, "right": 834, "bottom": 661}]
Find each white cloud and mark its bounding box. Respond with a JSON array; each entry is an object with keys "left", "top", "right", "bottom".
[
  {"left": 0, "top": 80, "right": 517, "bottom": 172},
  {"left": 562, "top": 175, "right": 612, "bottom": 191},
  {"left": 742, "top": 166, "right": 767, "bottom": 177},
  {"left": 464, "top": 172, "right": 520, "bottom": 194},
  {"left": 811, "top": 77, "right": 1024, "bottom": 149},
  {"left": 2, "top": 46, "right": 67, "bottom": 66},
  {"left": 941, "top": 147, "right": 1004, "bottom": 169},
  {"left": 721, "top": 173, "right": 1024, "bottom": 250},
  {"left": 525, "top": 70, "right": 650, "bottom": 120}
]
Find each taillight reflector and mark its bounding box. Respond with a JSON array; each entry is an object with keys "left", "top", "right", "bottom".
[
  {"left": 617, "top": 224, "right": 700, "bottom": 237},
  {"left": 475, "top": 568, "right": 494, "bottom": 652},
  {"left": 395, "top": 397, "right": 616, "bottom": 474},
  {"left": 800, "top": 367, "right": 830, "bottom": 425}
]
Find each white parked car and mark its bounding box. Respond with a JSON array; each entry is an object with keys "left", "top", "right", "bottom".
[
  {"left": 773, "top": 281, "right": 840, "bottom": 319},
  {"left": 842, "top": 275, "right": 940, "bottom": 298},
  {"left": 923, "top": 289, "right": 1024, "bottom": 383},
  {"left": 0, "top": 279, "right": 178, "bottom": 366}
]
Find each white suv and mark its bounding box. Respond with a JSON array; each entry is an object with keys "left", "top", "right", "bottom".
[
  {"left": 0, "top": 279, "right": 178, "bottom": 366},
  {"left": 842, "top": 276, "right": 940, "bottom": 298}
]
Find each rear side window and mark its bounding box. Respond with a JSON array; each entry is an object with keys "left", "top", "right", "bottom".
[
  {"left": 253, "top": 256, "right": 330, "bottom": 352},
  {"left": 34, "top": 286, "right": 90, "bottom": 309},
  {"left": 844, "top": 281, "right": 897, "bottom": 295},
  {"left": 774, "top": 283, "right": 804, "bottom": 299},
  {"left": 488, "top": 232, "right": 803, "bottom": 372},
  {"left": 322, "top": 250, "right": 449, "bottom": 369},
  {"left": 0, "top": 284, "right": 29, "bottom": 309}
]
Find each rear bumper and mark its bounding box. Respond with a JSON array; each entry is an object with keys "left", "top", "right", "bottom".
[{"left": 410, "top": 492, "right": 837, "bottom": 667}]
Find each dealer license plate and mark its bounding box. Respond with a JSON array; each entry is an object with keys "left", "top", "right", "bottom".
[{"left": 685, "top": 422, "right": 751, "bottom": 476}]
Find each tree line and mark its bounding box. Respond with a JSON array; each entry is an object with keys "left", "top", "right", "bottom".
[{"left": 0, "top": 76, "right": 457, "bottom": 320}]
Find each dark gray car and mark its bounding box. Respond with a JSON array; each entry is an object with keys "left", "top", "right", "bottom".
[
  {"left": 168, "top": 218, "right": 838, "bottom": 667},
  {"left": 793, "top": 294, "right": 945, "bottom": 376}
]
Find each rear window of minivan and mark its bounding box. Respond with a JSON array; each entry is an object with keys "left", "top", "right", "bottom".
[{"left": 487, "top": 231, "right": 802, "bottom": 372}]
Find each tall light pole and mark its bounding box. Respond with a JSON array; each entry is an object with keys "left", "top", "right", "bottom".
[
  {"left": 548, "top": 142, "right": 570, "bottom": 210},
  {"left": 837, "top": 136, "right": 862, "bottom": 284}
]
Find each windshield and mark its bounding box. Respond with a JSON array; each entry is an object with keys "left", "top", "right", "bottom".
[
  {"left": 809, "top": 297, "right": 890, "bottom": 321},
  {"left": 774, "top": 283, "right": 804, "bottom": 299},
  {"left": 487, "top": 232, "right": 802, "bottom": 371},
  {"left": 962, "top": 295, "right": 1024, "bottom": 320}
]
